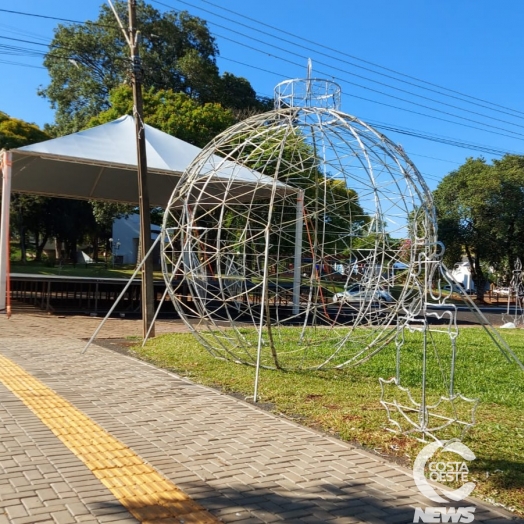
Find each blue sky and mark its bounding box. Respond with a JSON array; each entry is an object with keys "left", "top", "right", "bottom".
[{"left": 3, "top": 1, "right": 524, "bottom": 191}]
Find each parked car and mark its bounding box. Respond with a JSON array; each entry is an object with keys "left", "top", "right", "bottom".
[{"left": 332, "top": 283, "right": 393, "bottom": 303}]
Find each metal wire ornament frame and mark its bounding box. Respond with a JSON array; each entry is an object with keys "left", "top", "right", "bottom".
[
  {"left": 161, "top": 77, "right": 435, "bottom": 371},
  {"left": 502, "top": 257, "right": 524, "bottom": 327},
  {"left": 159, "top": 74, "right": 524, "bottom": 439},
  {"left": 379, "top": 243, "right": 479, "bottom": 442}
]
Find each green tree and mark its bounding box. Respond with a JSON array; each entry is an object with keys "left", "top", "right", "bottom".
[
  {"left": 90, "top": 201, "right": 133, "bottom": 261},
  {"left": 489, "top": 155, "right": 524, "bottom": 269},
  {"left": 39, "top": 1, "right": 267, "bottom": 135},
  {"left": 0, "top": 112, "right": 48, "bottom": 149},
  {"left": 433, "top": 155, "right": 524, "bottom": 298},
  {"left": 197, "top": 124, "right": 370, "bottom": 275},
  {"left": 89, "top": 85, "right": 235, "bottom": 147},
  {"left": 219, "top": 72, "right": 273, "bottom": 118},
  {"left": 0, "top": 113, "right": 51, "bottom": 262},
  {"left": 434, "top": 158, "right": 493, "bottom": 298},
  {"left": 46, "top": 199, "right": 98, "bottom": 264}
]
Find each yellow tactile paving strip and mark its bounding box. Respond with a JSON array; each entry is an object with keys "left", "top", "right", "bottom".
[{"left": 0, "top": 354, "right": 220, "bottom": 524}]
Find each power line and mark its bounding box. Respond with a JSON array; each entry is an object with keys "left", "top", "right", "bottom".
[
  {"left": 370, "top": 122, "right": 517, "bottom": 157},
  {"left": 1, "top": 4, "right": 522, "bottom": 166},
  {"left": 0, "top": 58, "right": 44, "bottom": 69},
  {"left": 0, "top": 8, "right": 118, "bottom": 30},
  {"left": 146, "top": 0, "right": 524, "bottom": 143},
  {"left": 4, "top": 2, "right": 524, "bottom": 134},
  {"left": 205, "top": 17, "right": 524, "bottom": 131},
  {"left": 159, "top": 0, "right": 524, "bottom": 127},
  {"left": 212, "top": 32, "right": 524, "bottom": 143},
  {"left": 406, "top": 152, "right": 460, "bottom": 166},
  {"left": 175, "top": 0, "right": 524, "bottom": 120},
  {"left": 1, "top": 35, "right": 520, "bottom": 160},
  {"left": 0, "top": 23, "right": 50, "bottom": 44},
  {"left": 216, "top": 55, "right": 523, "bottom": 156},
  {"left": 0, "top": 35, "right": 132, "bottom": 68},
  {"left": 5, "top": 3, "right": 524, "bottom": 141}
]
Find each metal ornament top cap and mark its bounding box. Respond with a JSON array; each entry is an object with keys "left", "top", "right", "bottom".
[
  {"left": 274, "top": 77, "right": 342, "bottom": 110},
  {"left": 274, "top": 60, "right": 341, "bottom": 110}
]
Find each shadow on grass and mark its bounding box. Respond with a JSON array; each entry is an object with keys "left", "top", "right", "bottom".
[{"left": 473, "top": 458, "right": 524, "bottom": 490}]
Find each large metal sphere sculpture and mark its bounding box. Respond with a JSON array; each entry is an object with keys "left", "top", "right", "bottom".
[{"left": 161, "top": 78, "right": 436, "bottom": 370}]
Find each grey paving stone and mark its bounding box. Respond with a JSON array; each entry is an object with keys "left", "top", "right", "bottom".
[
  {"left": 11, "top": 514, "right": 54, "bottom": 524},
  {"left": 21, "top": 495, "right": 45, "bottom": 509},
  {"left": 219, "top": 512, "right": 264, "bottom": 523},
  {"left": 5, "top": 504, "right": 28, "bottom": 520},
  {"left": 50, "top": 511, "right": 77, "bottom": 524}
]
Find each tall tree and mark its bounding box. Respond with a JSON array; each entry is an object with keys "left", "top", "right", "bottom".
[
  {"left": 489, "top": 155, "right": 524, "bottom": 269},
  {"left": 39, "top": 1, "right": 268, "bottom": 135},
  {"left": 434, "top": 158, "right": 494, "bottom": 298},
  {"left": 0, "top": 113, "right": 51, "bottom": 262},
  {"left": 433, "top": 155, "right": 524, "bottom": 298},
  {"left": 45, "top": 199, "right": 98, "bottom": 264}
]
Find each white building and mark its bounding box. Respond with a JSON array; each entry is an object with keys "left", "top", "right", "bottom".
[
  {"left": 111, "top": 214, "right": 161, "bottom": 266},
  {"left": 449, "top": 261, "right": 475, "bottom": 291}
]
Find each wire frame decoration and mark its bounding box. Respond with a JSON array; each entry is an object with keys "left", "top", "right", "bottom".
[
  {"left": 159, "top": 74, "right": 524, "bottom": 440},
  {"left": 502, "top": 257, "right": 524, "bottom": 327},
  {"left": 161, "top": 76, "right": 439, "bottom": 372},
  {"left": 379, "top": 252, "right": 479, "bottom": 442}
]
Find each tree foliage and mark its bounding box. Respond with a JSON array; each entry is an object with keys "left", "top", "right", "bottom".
[
  {"left": 1, "top": 113, "right": 114, "bottom": 263},
  {"left": 434, "top": 155, "right": 524, "bottom": 297},
  {"left": 0, "top": 112, "right": 48, "bottom": 149},
  {"left": 40, "top": 1, "right": 269, "bottom": 135},
  {"left": 200, "top": 125, "right": 370, "bottom": 264},
  {"left": 1, "top": 113, "right": 51, "bottom": 262},
  {"left": 489, "top": 155, "right": 524, "bottom": 267},
  {"left": 89, "top": 84, "right": 235, "bottom": 147}
]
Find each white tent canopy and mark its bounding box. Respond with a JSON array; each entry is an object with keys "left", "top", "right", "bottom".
[
  {"left": 4, "top": 115, "right": 290, "bottom": 206},
  {"left": 0, "top": 115, "right": 294, "bottom": 312},
  {"left": 7, "top": 115, "right": 201, "bottom": 207}
]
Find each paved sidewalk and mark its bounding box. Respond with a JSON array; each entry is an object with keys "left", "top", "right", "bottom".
[{"left": 0, "top": 312, "right": 522, "bottom": 523}]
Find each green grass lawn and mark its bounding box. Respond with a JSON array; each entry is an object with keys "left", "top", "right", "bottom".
[
  {"left": 130, "top": 326, "right": 524, "bottom": 516},
  {"left": 11, "top": 260, "right": 129, "bottom": 278},
  {"left": 8, "top": 241, "right": 164, "bottom": 279},
  {"left": 9, "top": 260, "right": 166, "bottom": 279}
]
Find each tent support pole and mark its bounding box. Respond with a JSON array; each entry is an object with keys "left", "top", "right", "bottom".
[
  {"left": 292, "top": 190, "right": 304, "bottom": 315},
  {"left": 253, "top": 226, "right": 272, "bottom": 403},
  {"left": 0, "top": 151, "right": 12, "bottom": 314}
]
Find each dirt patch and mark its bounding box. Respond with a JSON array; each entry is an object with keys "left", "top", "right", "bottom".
[{"left": 90, "top": 338, "right": 137, "bottom": 356}]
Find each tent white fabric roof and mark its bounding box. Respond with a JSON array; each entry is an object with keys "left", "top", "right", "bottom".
[
  {"left": 8, "top": 115, "right": 199, "bottom": 207},
  {"left": 7, "top": 115, "right": 292, "bottom": 208},
  {"left": 19, "top": 114, "right": 201, "bottom": 172}
]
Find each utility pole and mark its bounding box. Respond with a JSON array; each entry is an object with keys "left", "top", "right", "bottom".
[
  {"left": 109, "top": 0, "right": 155, "bottom": 338},
  {"left": 128, "top": 0, "right": 155, "bottom": 338}
]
